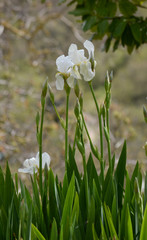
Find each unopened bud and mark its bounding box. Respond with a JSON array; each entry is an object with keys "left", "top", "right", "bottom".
[
  {"left": 110, "top": 71, "right": 113, "bottom": 83},
  {"left": 143, "top": 106, "right": 147, "bottom": 123},
  {"left": 90, "top": 142, "right": 100, "bottom": 160},
  {"left": 76, "top": 139, "right": 84, "bottom": 154},
  {"left": 79, "top": 93, "right": 83, "bottom": 110},
  {"left": 48, "top": 84, "right": 54, "bottom": 104},
  {"left": 100, "top": 104, "right": 106, "bottom": 125},
  {"left": 74, "top": 83, "right": 80, "bottom": 98},
  {"left": 74, "top": 98, "right": 81, "bottom": 119},
  {"left": 41, "top": 79, "right": 48, "bottom": 98}
]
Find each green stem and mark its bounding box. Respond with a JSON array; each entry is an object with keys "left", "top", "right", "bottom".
[
  {"left": 89, "top": 81, "right": 104, "bottom": 183},
  {"left": 81, "top": 112, "right": 93, "bottom": 148},
  {"left": 52, "top": 102, "right": 65, "bottom": 129},
  {"left": 106, "top": 108, "right": 112, "bottom": 173},
  {"left": 39, "top": 99, "right": 45, "bottom": 196},
  {"left": 89, "top": 82, "right": 103, "bottom": 159},
  {"left": 65, "top": 93, "right": 70, "bottom": 170},
  {"left": 73, "top": 123, "right": 78, "bottom": 152}
]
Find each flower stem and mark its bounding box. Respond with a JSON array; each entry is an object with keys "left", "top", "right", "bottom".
[
  {"left": 39, "top": 98, "right": 45, "bottom": 196},
  {"left": 65, "top": 92, "right": 70, "bottom": 170},
  {"left": 88, "top": 81, "right": 104, "bottom": 183},
  {"left": 89, "top": 82, "right": 103, "bottom": 159},
  {"left": 106, "top": 108, "right": 112, "bottom": 172},
  {"left": 73, "top": 123, "right": 78, "bottom": 152}
]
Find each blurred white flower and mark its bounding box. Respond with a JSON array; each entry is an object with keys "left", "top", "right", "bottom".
[
  {"left": 80, "top": 61, "right": 95, "bottom": 81},
  {"left": 56, "top": 55, "right": 73, "bottom": 73},
  {"left": 68, "top": 44, "right": 86, "bottom": 65},
  {"left": 55, "top": 40, "right": 96, "bottom": 90},
  {"left": 18, "top": 152, "right": 51, "bottom": 174},
  {"left": 55, "top": 55, "right": 74, "bottom": 90}
]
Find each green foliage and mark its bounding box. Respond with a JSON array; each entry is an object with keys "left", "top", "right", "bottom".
[
  {"left": 59, "top": 0, "right": 147, "bottom": 53},
  {"left": 1, "top": 52, "right": 146, "bottom": 239},
  {"left": 0, "top": 142, "right": 147, "bottom": 239}
]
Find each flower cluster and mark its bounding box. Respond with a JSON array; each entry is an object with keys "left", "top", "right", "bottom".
[
  {"left": 18, "top": 152, "right": 51, "bottom": 174},
  {"left": 55, "top": 40, "right": 96, "bottom": 90}
]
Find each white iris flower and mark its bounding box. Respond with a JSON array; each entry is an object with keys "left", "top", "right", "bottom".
[
  {"left": 55, "top": 40, "right": 96, "bottom": 90},
  {"left": 18, "top": 152, "right": 51, "bottom": 174}
]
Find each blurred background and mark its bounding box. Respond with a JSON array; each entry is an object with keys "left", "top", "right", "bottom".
[{"left": 0, "top": 0, "right": 146, "bottom": 180}]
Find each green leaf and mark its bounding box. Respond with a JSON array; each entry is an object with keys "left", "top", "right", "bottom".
[
  {"left": 104, "top": 204, "right": 118, "bottom": 240},
  {"left": 69, "top": 8, "right": 90, "bottom": 16},
  {"left": 4, "top": 163, "right": 14, "bottom": 214},
  {"left": 71, "top": 192, "right": 79, "bottom": 223},
  {"left": 86, "top": 197, "right": 95, "bottom": 240},
  {"left": 140, "top": 204, "right": 147, "bottom": 240},
  {"left": 144, "top": 172, "right": 147, "bottom": 210},
  {"left": 96, "top": 1, "right": 116, "bottom": 17},
  {"left": 83, "top": 16, "right": 98, "bottom": 32},
  {"left": 113, "top": 39, "right": 120, "bottom": 51},
  {"left": 111, "top": 195, "right": 118, "bottom": 230},
  {"left": 61, "top": 173, "right": 75, "bottom": 240},
  {"left": 130, "top": 22, "right": 142, "bottom": 43},
  {"left": 49, "top": 169, "right": 59, "bottom": 222},
  {"left": 97, "top": 20, "right": 109, "bottom": 39},
  {"left": 92, "top": 223, "right": 99, "bottom": 240},
  {"left": 26, "top": 204, "right": 32, "bottom": 240},
  {"left": 31, "top": 224, "right": 46, "bottom": 240},
  {"left": 120, "top": 172, "right": 131, "bottom": 239},
  {"left": 100, "top": 218, "right": 108, "bottom": 240},
  {"left": 107, "top": 2, "right": 117, "bottom": 17},
  {"left": 87, "top": 153, "right": 101, "bottom": 195},
  {"left": 6, "top": 196, "right": 14, "bottom": 240},
  {"left": 125, "top": 205, "right": 133, "bottom": 240},
  {"left": 67, "top": 146, "right": 81, "bottom": 186},
  {"left": 115, "top": 141, "right": 127, "bottom": 209},
  {"left": 113, "top": 20, "right": 127, "bottom": 38},
  {"left": 119, "top": 0, "right": 137, "bottom": 16},
  {"left": 104, "top": 37, "right": 112, "bottom": 52},
  {"left": 50, "top": 218, "right": 58, "bottom": 240},
  {"left": 0, "top": 166, "right": 4, "bottom": 207}
]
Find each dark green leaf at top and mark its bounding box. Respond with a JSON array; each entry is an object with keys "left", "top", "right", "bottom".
[
  {"left": 83, "top": 16, "right": 98, "bottom": 32},
  {"left": 119, "top": 0, "right": 137, "bottom": 16},
  {"left": 130, "top": 22, "right": 142, "bottom": 43}
]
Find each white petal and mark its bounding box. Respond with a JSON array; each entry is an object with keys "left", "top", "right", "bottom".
[
  {"left": 23, "top": 158, "right": 36, "bottom": 167},
  {"left": 80, "top": 61, "right": 95, "bottom": 81},
  {"left": 56, "top": 55, "right": 73, "bottom": 73},
  {"left": 18, "top": 167, "right": 37, "bottom": 174},
  {"left": 70, "top": 66, "right": 81, "bottom": 79},
  {"left": 55, "top": 74, "right": 64, "bottom": 90},
  {"left": 68, "top": 44, "right": 86, "bottom": 64},
  {"left": 67, "top": 76, "right": 76, "bottom": 88},
  {"left": 84, "top": 40, "right": 94, "bottom": 59},
  {"left": 42, "top": 152, "right": 51, "bottom": 169}
]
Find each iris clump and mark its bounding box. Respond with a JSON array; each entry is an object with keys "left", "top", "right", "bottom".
[{"left": 0, "top": 40, "right": 147, "bottom": 240}]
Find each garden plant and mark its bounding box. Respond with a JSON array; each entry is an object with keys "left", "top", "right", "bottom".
[{"left": 0, "top": 40, "right": 147, "bottom": 240}]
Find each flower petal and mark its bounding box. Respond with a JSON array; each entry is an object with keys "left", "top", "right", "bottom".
[
  {"left": 42, "top": 152, "right": 51, "bottom": 169},
  {"left": 84, "top": 40, "right": 94, "bottom": 59},
  {"left": 56, "top": 55, "right": 73, "bottom": 73},
  {"left": 67, "top": 76, "right": 76, "bottom": 88},
  {"left": 18, "top": 167, "right": 37, "bottom": 174},
  {"left": 55, "top": 74, "right": 64, "bottom": 90},
  {"left": 68, "top": 44, "right": 86, "bottom": 64},
  {"left": 23, "top": 158, "right": 36, "bottom": 167},
  {"left": 70, "top": 66, "right": 81, "bottom": 79},
  {"left": 80, "top": 61, "right": 95, "bottom": 81}
]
